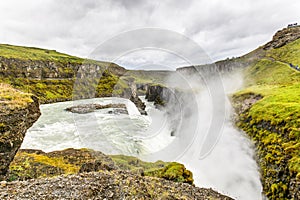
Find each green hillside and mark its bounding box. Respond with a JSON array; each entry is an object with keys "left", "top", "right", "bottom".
[
  {"left": 0, "top": 44, "right": 129, "bottom": 103},
  {"left": 233, "top": 37, "right": 300, "bottom": 199},
  {"left": 0, "top": 44, "right": 83, "bottom": 64}
]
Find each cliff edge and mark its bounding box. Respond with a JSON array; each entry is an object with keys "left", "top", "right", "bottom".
[{"left": 0, "top": 83, "right": 40, "bottom": 180}]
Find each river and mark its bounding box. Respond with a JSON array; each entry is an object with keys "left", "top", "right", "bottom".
[{"left": 22, "top": 83, "right": 263, "bottom": 199}]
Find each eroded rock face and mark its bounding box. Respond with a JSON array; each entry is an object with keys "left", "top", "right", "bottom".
[
  {"left": 263, "top": 26, "right": 300, "bottom": 50},
  {"left": 0, "top": 86, "right": 40, "bottom": 180},
  {"left": 232, "top": 92, "right": 300, "bottom": 199},
  {"left": 145, "top": 84, "right": 173, "bottom": 107}
]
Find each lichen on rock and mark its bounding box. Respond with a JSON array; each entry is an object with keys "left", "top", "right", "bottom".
[{"left": 0, "top": 83, "right": 40, "bottom": 180}]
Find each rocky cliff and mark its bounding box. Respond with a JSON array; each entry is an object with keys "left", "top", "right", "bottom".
[
  {"left": 263, "top": 26, "right": 300, "bottom": 50},
  {"left": 176, "top": 54, "right": 254, "bottom": 77},
  {"left": 0, "top": 83, "right": 40, "bottom": 180},
  {"left": 145, "top": 84, "right": 174, "bottom": 107},
  {"left": 231, "top": 27, "right": 300, "bottom": 199},
  {"left": 0, "top": 44, "right": 151, "bottom": 114}
]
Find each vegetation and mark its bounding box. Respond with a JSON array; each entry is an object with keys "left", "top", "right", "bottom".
[
  {"left": 8, "top": 149, "right": 194, "bottom": 186},
  {"left": 233, "top": 38, "right": 300, "bottom": 199},
  {"left": 144, "top": 162, "right": 194, "bottom": 185},
  {"left": 0, "top": 83, "right": 33, "bottom": 110},
  {"left": 110, "top": 154, "right": 194, "bottom": 185},
  {"left": 0, "top": 44, "right": 129, "bottom": 103},
  {"left": 0, "top": 44, "right": 83, "bottom": 64}
]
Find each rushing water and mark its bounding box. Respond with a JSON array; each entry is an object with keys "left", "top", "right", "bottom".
[{"left": 22, "top": 90, "right": 262, "bottom": 199}]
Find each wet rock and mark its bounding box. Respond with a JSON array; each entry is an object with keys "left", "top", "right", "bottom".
[{"left": 65, "top": 103, "right": 127, "bottom": 114}]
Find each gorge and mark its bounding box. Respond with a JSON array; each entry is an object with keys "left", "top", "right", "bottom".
[{"left": 0, "top": 26, "right": 300, "bottom": 199}]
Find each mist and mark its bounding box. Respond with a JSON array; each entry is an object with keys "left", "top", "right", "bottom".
[{"left": 142, "top": 68, "right": 263, "bottom": 200}]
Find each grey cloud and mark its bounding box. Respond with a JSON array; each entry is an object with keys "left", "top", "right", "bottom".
[{"left": 0, "top": 0, "right": 299, "bottom": 69}]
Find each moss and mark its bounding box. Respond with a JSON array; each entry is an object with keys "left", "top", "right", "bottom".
[
  {"left": 110, "top": 154, "right": 167, "bottom": 172},
  {"left": 145, "top": 162, "right": 194, "bottom": 185},
  {"left": 9, "top": 149, "right": 194, "bottom": 186},
  {"left": 28, "top": 153, "right": 79, "bottom": 174},
  {"left": 233, "top": 38, "right": 300, "bottom": 199},
  {"left": 110, "top": 155, "right": 194, "bottom": 185},
  {"left": 0, "top": 71, "right": 124, "bottom": 103}
]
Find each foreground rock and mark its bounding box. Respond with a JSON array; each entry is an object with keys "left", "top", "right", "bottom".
[
  {"left": 0, "top": 84, "right": 40, "bottom": 180},
  {"left": 8, "top": 148, "right": 193, "bottom": 185},
  {"left": 65, "top": 103, "right": 127, "bottom": 114},
  {"left": 0, "top": 171, "right": 233, "bottom": 200},
  {"left": 6, "top": 148, "right": 233, "bottom": 199}
]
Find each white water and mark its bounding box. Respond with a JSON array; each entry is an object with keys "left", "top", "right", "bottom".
[{"left": 22, "top": 74, "right": 262, "bottom": 199}]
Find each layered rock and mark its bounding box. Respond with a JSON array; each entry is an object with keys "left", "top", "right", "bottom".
[
  {"left": 0, "top": 56, "right": 126, "bottom": 80},
  {"left": 0, "top": 84, "right": 40, "bottom": 180}
]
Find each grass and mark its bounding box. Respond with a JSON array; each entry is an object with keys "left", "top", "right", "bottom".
[
  {"left": 0, "top": 44, "right": 83, "bottom": 64},
  {"left": 233, "top": 37, "right": 300, "bottom": 199},
  {"left": 267, "top": 39, "right": 300, "bottom": 64},
  {"left": 0, "top": 83, "right": 33, "bottom": 110}
]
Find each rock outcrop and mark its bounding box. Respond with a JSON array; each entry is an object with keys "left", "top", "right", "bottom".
[
  {"left": 6, "top": 148, "right": 233, "bottom": 199},
  {"left": 0, "top": 171, "right": 233, "bottom": 200},
  {"left": 232, "top": 91, "right": 300, "bottom": 199},
  {"left": 0, "top": 56, "right": 126, "bottom": 80},
  {"left": 0, "top": 84, "right": 40, "bottom": 180},
  {"left": 263, "top": 26, "right": 300, "bottom": 50},
  {"left": 65, "top": 103, "right": 127, "bottom": 114},
  {"left": 145, "top": 84, "right": 174, "bottom": 107}
]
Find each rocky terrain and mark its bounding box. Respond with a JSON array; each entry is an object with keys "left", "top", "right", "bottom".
[
  {"left": 0, "top": 171, "right": 233, "bottom": 200},
  {"left": 1, "top": 146, "right": 233, "bottom": 199},
  {"left": 0, "top": 83, "right": 40, "bottom": 180},
  {"left": 263, "top": 26, "right": 300, "bottom": 50},
  {"left": 1, "top": 26, "right": 300, "bottom": 199},
  {"left": 0, "top": 83, "right": 232, "bottom": 199}
]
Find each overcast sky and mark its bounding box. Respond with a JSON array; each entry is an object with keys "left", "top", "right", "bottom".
[{"left": 0, "top": 0, "right": 299, "bottom": 69}]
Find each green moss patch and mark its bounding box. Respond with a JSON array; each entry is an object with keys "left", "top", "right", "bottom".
[
  {"left": 233, "top": 38, "right": 300, "bottom": 199},
  {"left": 110, "top": 155, "right": 194, "bottom": 185}
]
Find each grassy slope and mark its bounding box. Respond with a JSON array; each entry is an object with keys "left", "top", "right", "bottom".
[
  {"left": 0, "top": 44, "right": 109, "bottom": 66},
  {"left": 0, "top": 44, "right": 170, "bottom": 103},
  {"left": 234, "top": 39, "right": 300, "bottom": 199},
  {"left": 0, "top": 44, "right": 128, "bottom": 102},
  {"left": 0, "top": 44, "right": 83, "bottom": 64}
]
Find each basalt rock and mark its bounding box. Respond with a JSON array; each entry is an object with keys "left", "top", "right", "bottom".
[
  {"left": 145, "top": 84, "right": 173, "bottom": 107},
  {"left": 0, "top": 84, "right": 40, "bottom": 180}
]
